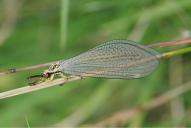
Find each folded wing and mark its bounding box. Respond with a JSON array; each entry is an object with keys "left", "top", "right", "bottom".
[{"left": 60, "top": 40, "right": 159, "bottom": 79}]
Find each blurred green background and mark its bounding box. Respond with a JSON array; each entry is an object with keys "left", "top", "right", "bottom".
[{"left": 0, "top": 0, "right": 191, "bottom": 127}]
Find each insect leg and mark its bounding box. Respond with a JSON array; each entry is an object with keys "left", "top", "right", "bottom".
[{"left": 54, "top": 72, "right": 68, "bottom": 86}]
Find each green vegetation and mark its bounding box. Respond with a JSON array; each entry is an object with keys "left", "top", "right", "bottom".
[{"left": 0, "top": 0, "right": 191, "bottom": 127}]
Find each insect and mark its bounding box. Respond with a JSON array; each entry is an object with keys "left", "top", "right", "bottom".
[{"left": 27, "top": 40, "right": 159, "bottom": 85}]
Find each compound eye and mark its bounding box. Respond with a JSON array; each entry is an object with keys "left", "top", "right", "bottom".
[
  {"left": 49, "top": 65, "right": 55, "bottom": 70},
  {"left": 49, "top": 63, "right": 60, "bottom": 71}
]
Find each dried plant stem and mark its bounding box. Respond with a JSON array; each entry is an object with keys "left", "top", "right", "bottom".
[
  {"left": 0, "top": 39, "right": 190, "bottom": 76},
  {"left": 0, "top": 0, "right": 21, "bottom": 46},
  {"left": 0, "top": 61, "right": 57, "bottom": 76},
  {"left": 169, "top": 56, "right": 185, "bottom": 124},
  {"left": 147, "top": 39, "right": 191, "bottom": 48},
  {"left": 0, "top": 76, "right": 82, "bottom": 100},
  {"left": 0, "top": 47, "right": 191, "bottom": 100},
  {"left": 91, "top": 81, "right": 191, "bottom": 126}
]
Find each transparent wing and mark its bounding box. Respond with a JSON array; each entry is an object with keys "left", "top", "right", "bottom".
[{"left": 59, "top": 40, "right": 159, "bottom": 79}]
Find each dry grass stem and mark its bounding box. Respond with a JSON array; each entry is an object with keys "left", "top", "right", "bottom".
[
  {"left": 147, "top": 39, "right": 191, "bottom": 48},
  {"left": 0, "top": 0, "right": 21, "bottom": 45},
  {"left": 0, "top": 61, "right": 57, "bottom": 76},
  {"left": 0, "top": 40, "right": 190, "bottom": 100},
  {"left": 0, "top": 47, "right": 190, "bottom": 99},
  {"left": 0, "top": 76, "right": 82, "bottom": 100},
  {"left": 0, "top": 39, "right": 190, "bottom": 76}
]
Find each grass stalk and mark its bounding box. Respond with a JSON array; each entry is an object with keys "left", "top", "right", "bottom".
[
  {"left": 0, "top": 39, "right": 190, "bottom": 76},
  {"left": 0, "top": 46, "right": 190, "bottom": 99},
  {"left": 60, "top": 0, "right": 69, "bottom": 51}
]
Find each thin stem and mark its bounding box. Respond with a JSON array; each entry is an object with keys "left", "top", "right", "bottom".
[
  {"left": 0, "top": 61, "right": 57, "bottom": 76},
  {"left": 0, "top": 47, "right": 190, "bottom": 100},
  {"left": 147, "top": 39, "right": 191, "bottom": 48},
  {"left": 60, "top": 0, "right": 69, "bottom": 50},
  {"left": 0, "top": 0, "right": 21, "bottom": 46},
  {"left": 160, "top": 47, "right": 191, "bottom": 58},
  {"left": 0, "top": 76, "right": 81, "bottom": 100},
  {"left": 0, "top": 39, "right": 190, "bottom": 76}
]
